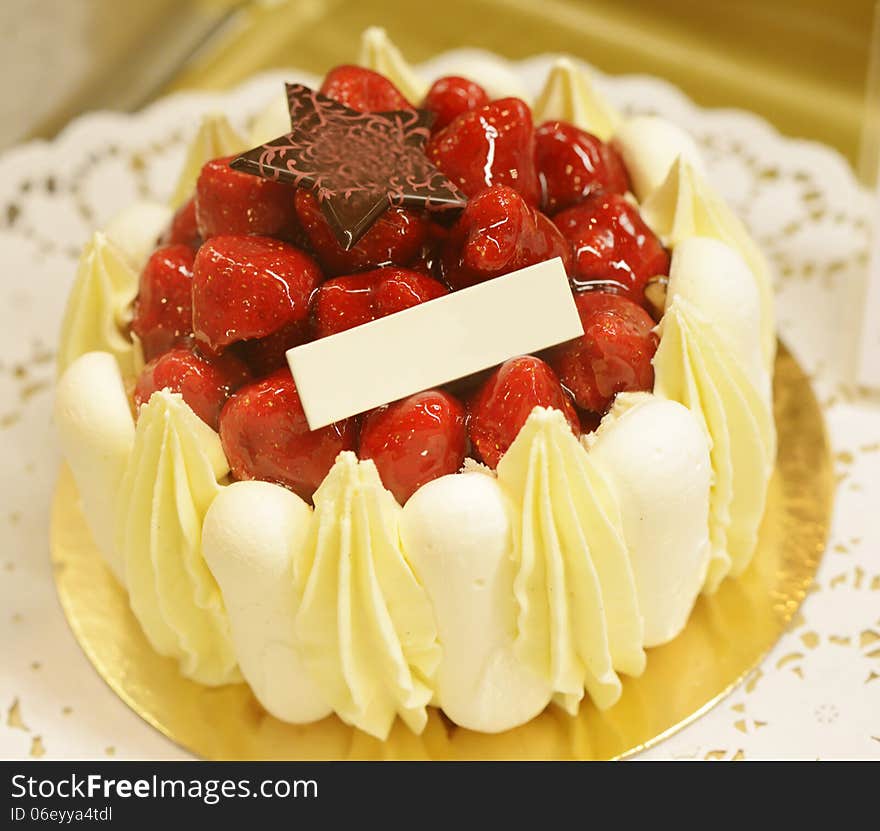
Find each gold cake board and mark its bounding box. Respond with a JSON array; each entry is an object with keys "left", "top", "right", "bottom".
[{"left": 50, "top": 343, "right": 832, "bottom": 760}]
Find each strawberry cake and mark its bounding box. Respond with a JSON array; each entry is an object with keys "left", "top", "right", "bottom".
[{"left": 54, "top": 29, "right": 776, "bottom": 739}]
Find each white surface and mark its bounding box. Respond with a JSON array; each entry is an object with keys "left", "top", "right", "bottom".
[
  {"left": 288, "top": 258, "right": 581, "bottom": 429},
  {"left": 857, "top": 193, "right": 880, "bottom": 387},
  {"left": 0, "top": 54, "right": 878, "bottom": 761}
]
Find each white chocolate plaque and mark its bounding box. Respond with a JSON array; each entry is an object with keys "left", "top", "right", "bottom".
[{"left": 287, "top": 258, "right": 583, "bottom": 429}]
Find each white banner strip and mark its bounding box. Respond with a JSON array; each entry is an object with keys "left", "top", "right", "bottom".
[{"left": 287, "top": 258, "right": 583, "bottom": 429}]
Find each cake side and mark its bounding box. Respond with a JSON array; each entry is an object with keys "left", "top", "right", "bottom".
[{"left": 53, "top": 30, "right": 775, "bottom": 738}]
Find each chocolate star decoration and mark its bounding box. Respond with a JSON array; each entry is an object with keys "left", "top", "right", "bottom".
[{"left": 231, "top": 83, "right": 468, "bottom": 250}]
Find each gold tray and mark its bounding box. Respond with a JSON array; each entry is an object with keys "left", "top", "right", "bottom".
[{"left": 50, "top": 343, "right": 832, "bottom": 760}]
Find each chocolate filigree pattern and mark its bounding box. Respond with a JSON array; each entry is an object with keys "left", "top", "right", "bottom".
[{"left": 231, "top": 84, "right": 467, "bottom": 249}]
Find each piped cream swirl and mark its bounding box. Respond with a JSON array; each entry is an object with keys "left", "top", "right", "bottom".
[
  {"left": 496, "top": 407, "right": 644, "bottom": 713},
  {"left": 642, "top": 158, "right": 776, "bottom": 369},
  {"left": 57, "top": 232, "right": 140, "bottom": 378},
  {"left": 359, "top": 26, "right": 428, "bottom": 104},
  {"left": 532, "top": 58, "right": 619, "bottom": 141},
  {"left": 115, "top": 391, "right": 239, "bottom": 685},
  {"left": 169, "top": 113, "right": 246, "bottom": 208},
  {"left": 294, "top": 452, "right": 440, "bottom": 740},
  {"left": 653, "top": 237, "right": 775, "bottom": 592}
]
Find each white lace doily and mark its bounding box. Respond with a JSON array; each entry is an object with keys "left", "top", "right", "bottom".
[{"left": 1, "top": 52, "right": 877, "bottom": 761}]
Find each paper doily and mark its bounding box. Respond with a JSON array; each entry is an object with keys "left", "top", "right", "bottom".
[{"left": 0, "top": 51, "right": 877, "bottom": 761}]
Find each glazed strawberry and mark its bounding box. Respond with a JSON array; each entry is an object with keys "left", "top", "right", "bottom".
[
  {"left": 467, "top": 356, "right": 579, "bottom": 468},
  {"left": 219, "top": 369, "right": 356, "bottom": 502},
  {"left": 442, "top": 185, "right": 571, "bottom": 290},
  {"left": 545, "top": 291, "right": 658, "bottom": 414},
  {"left": 535, "top": 121, "right": 629, "bottom": 213},
  {"left": 161, "top": 197, "right": 201, "bottom": 248},
  {"left": 360, "top": 390, "right": 467, "bottom": 504},
  {"left": 313, "top": 268, "right": 448, "bottom": 338},
  {"left": 134, "top": 348, "right": 251, "bottom": 431},
  {"left": 426, "top": 98, "right": 540, "bottom": 205},
  {"left": 192, "top": 235, "right": 321, "bottom": 353},
  {"left": 233, "top": 319, "right": 313, "bottom": 377},
  {"left": 294, "top": 190, "right": 427, "bottom": 276},
  {"left": 195, "top": 156, "right": 299, "bottom": 239},
  {"left": 423, "top": 76, "right": 489, "bottom": 132},
  {"left": 131, "top": 244, "right": 196, "bottom": 361},
  {"left": 553, "top": 192, "right": 670, "bottom": 301},
  {"left": 320, "top": 65, "right": 411, "bottom": 111}
]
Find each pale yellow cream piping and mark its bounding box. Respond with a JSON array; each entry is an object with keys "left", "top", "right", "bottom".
[
  {"left": 496, "top": 407, "right": 644, "bottom": 714},
  {"left": 293, "top": 452, "right": 440, "bottom": 740},
  {"left": 115, "top": 391, "right": 240, "bottom": 685}
]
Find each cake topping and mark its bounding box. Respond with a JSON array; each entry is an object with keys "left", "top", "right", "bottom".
[
  {"left": 545, "top": 291, "right": 658, "bottom": 414},
  {"left": 441, "top": 184, "right": 572, "bottom": 290},
  {"left": 554, "top": 191, "right": 671, "bottom": 300},
  {"left": 359, "top": 389, "right": 467, "bottom": 504},
  {"left": 286, "top": 258, "right": 582, "bottom": 431},
  {"left": 231, "top": 83, "right": 467, "bottom": 250},
  {"left": 191, "top": 235, "right": 321, "bottom": 353},
  {"left": 219, "top": 369, "right": 357, "bottom": 502},
  {"left": 426, "top": 97, "right": 541, "bottom": 206},
  {"left": 134, "top": 348, "right": 251, "bottom": 432},
  {"left": 312, "top": 267, "right": 448, "bottom": 338},
  {"left": 467, "top": 356, "right": 580, "bottom": 468},
  {"left": 131, "top": 243, "right": 196, "bottom": 361}
]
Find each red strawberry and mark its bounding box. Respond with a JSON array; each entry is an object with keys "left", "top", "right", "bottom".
[
  {"left": 192, "top": 235, "right": 321, "bottom": 353},
  {"left": 161, "top": 197, "right": 201, "bottom": 248},
  {"left": 553, "top": 192, "right": 670, "bottom": 302},
  {"left": 360, "top": 390, "right": 467, "bottom": 504},
  {"left": 320, "top": 65, "right": 411, "bottom": 111},
  {"left": 467, "top": 356, "right": 579, "bottom": 468},
  {"left": 233, "top": 319, "right": 313, "bottom": 377},
  {"left": 535, "top": 121, "right": 629, "bottom": 214},
  {"left": 545, "top": 291, "right": 658, "bottom": 414},
  {"left": 219, "top": 369, "right": 357, "bottom": 502},
  {"left": 313, "top": 267, "right": 448, "bottom": 338},
  {"left": 294, "top": 189, "right": 427, "bottom": 276},
  {"left": 442, "top": 185, "right": 571, "bottom": 290},
  {"left": 195, "top": 156, "right": 299, "bottom": 239},
  {"left": 134, "top": 348, "right": 251, "bottom": 431},
  {"left": 131, "top": 244, "right": 196, "bottom": 362},
  {"left": 427, "top": 98, "right": 540, "bottom": 206},
  {"left": 423, "top": 76, "right": 489, "bottom": 132}
]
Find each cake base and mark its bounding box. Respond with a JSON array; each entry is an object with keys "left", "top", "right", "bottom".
[{"left": 50, "top": 343, "right": 832, "bottom": 760}]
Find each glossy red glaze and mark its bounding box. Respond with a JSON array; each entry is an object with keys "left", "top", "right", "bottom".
[
  {"left": 319, "top": 64, "right": 412, "bottom": 111},
  {"left": 313, "top": 267, "right": 448, "bottom": 337},
  {"left": 161, "top": 197, "right": 201, "bottom": 248},
  {"left": 423, "top": 76, "right": 489, "bottom": 132},
  {"left": 426, "top": 98, "right": 540, "bottom": 206},
  {"left": 553, "top": 192, "right": 670, "bottom": 302},
  {"left": 535, "top": 121, "right": 629, "bottom": 214},
  {"left": 546, "top": 290, "right": 658, "bottom": 413},
  {"left": 360, "top": 390, "right": 467, "bottom": 504},
  {"left": 219, "top": 369, "right": 357, "bottom": 502},
  {"left": 233, "top": 319, "right": 314, "bottom": 377},
  {"left": 467, "top": 356, "right": 579, "bottom": 468},
  {"left": 195, "top": 156, "right": 299, "bottom": 239},
  {"left": 294, "top": 190, "right": 427, "bottom": 276},
  {"left": 442, "top": 185, "right": 571, "bottom": 289},
  {"left": 131, "top": 244, "right": 196, "bottom": 362},
  {"left": 134, "top": 348, "right": 251, "bottom": 431},
  {"left": 192, "top": 235, "right": 321, "bottom": 353}
]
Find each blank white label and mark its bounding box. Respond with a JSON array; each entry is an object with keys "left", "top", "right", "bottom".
[{"left": 287, "top": 257, "right": 583, "bottom": 429}]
